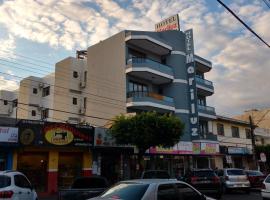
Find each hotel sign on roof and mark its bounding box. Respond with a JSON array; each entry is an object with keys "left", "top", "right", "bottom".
[{"left": 155, "top": 14, "right": 180, "bottom": 32}]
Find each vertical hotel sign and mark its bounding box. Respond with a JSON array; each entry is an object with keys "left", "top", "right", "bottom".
[
  {"left": 185, "top": 29, "right": 199, "bottom": 137},
  {"left": 155, "top": 14, "right": 180, "bottom": 32}
]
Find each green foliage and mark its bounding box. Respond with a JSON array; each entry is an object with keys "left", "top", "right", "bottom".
[
  {"left": 110, "top": 112, "right": 185, "bottom": 155},
  {"left": 255, "top": 145, "right": 270, "bottom": 154}
]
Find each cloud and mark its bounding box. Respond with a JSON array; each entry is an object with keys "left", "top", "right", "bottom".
[
  {"left": 0, "top": 34, "right": 16, "bottom": 57},
  {"left": 0, "top": 76, "right": 19, "bottom": 91}
]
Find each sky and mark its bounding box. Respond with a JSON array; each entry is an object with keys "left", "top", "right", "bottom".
[{"left": 0, "top": 0, "right": 269, "bottom": 117}]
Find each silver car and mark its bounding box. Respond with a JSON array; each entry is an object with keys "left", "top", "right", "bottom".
[
  {"left": 88, "top": 179, "right": 215, "bottom": 200},
  {"left": 217, "top": 168, "right": 250, "bottom": 193}
]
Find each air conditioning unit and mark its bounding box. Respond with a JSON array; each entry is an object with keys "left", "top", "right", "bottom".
[
  {"left": 79, "top": 107, "right": 86, "bottom": 114},
  {"left": 79, "top": 81, "right": 86, "bottom": 88},
  {"left": 38, "top": 82, "right": 44, "bottom": 88}
]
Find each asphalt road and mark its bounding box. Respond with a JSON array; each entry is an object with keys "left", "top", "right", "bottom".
[{"left": 221, "top": 191, "right": 262, "bottom": 200}]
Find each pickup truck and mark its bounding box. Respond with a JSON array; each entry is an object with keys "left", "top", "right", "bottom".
[{"left": 58, "top": 176, "right": 109, "bottom": 200}]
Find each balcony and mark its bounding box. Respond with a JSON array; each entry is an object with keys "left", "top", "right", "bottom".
[
  {"left": 195, "top": 55, "right": 212, "bottom": 72},
  {"left": 195, "top": 76, "right": 214, "bottom": 96},
  {"left": 125, "top": 32, "right": 172, "bottom": 55},
  {"left": 126, "top": 58, "right": 174, "bottom": 84},
  {"left": 201, "top": 132, "right": 218, "bottom": 141},
  {"left": 198, "top": 104, "right": 216, "bottom": 119},
  {"left": 126, "top": 91, "right": 175, "bottom": 113}
]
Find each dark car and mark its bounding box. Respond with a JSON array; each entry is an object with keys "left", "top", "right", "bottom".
[
  {"left": 184, "top": 169, "right": 222, "bottom": 199},
  {"left": 245, "top": 170, "right": 266, "bottom": 188},
  {"left": 141, "top": 170, "right": 171, "bottom": 179},
  {"left": 58, "top": 176, "right": 109, "bottom": 200}
]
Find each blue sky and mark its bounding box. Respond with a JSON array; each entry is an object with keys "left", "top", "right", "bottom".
[{"left": 0, "top": 0, "right": 269, "bottom": 116}]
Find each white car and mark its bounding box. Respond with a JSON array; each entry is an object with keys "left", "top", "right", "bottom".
[
  {"left": 88, "top": 179, "right": 215, "bottom": 200},
  {"left": 261, "top": 174, "right": 270, "bottom": 200},
  {"left": 0, "top": 170, "right": 38, "bottom": 200}
]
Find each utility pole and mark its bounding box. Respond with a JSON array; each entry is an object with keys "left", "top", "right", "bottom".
[{"left": 249, "top": 115, "right": 258, "bottom": 170}]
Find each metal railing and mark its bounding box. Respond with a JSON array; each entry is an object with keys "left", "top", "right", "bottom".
[
  {"left": 197, "top": 104, "right": 215, "bottom": 112},
  {"left": 127, "top": 58, "right": 172, "bottom": 74},
  {"left": 195, "top": 76, "right": 213, "bottom": 86},
  {"left": 127, "top": 91, "right": 174, "bottom": 103}
]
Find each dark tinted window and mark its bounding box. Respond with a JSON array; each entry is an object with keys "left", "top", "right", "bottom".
[
  {"left": 231, "top": 126, "right": 239, "bottom": 138},
  {"left": 227, "top": 170, "right": 245, "bottom": 175},
  {"left": 246, "top": 171, "right": 263, "bottom": 176},
  {"left": 193, "top": 170, "right": 216, "bottom": 177},
  {"left": 265, "top": 175, "right": 270, "bottom": 183},
  {"left": 101, "top": 183, "right": 149, "bottom": 200},
  {"left": 72, "top": 177, "right": 108, "bottom": 189},
  {"left": 14, "top": 175, "right": 31, "bottom": 188},
  {"left": 0, "top": 175, "right": 11, "bottom": 188},
  {"left": 33, "top": 88, "right": 38, "bottom": 94},
  {"left": 176, "top": 183, "right": 201, "bottom": 200},
  {"left": 217, "top": 123, "right": 224, "bottom": 136},
  {"left": 158, "top": 184, "right": 177, "bottom": 200}
]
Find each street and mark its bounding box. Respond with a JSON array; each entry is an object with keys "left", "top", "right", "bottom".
[{"left": 221, "top": 191, "right": 261, "bottom": 200}]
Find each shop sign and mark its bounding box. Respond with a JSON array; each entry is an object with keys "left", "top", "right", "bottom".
[
  {"left": 260, "top": 152, "right": 267, "bottom": 162},
  {"left": 149, "top": 141, "right": 193, "bottom": 154},
  {"left": 228, "top": 147, "right": 245, "bottom": 154},
  {"left": 44, "top": 127, "right": 74, "bottom": 145},
  {"left": 185, "top": 29, "right": 199, "bottom": 138},
  {"left": 0, "top": 127, "right": 18, "bottom": 143},
  {"left": 155, "top": 14, "right": 180, "bottom": 32},
  {"left": 200, "top": 143, "right": 219, "bottom": 154},
  {"left": 192, "top": 142, "right": 200, "bottom": 154},
  {"left": 226, "top": 155, "right": 232, "bottom": 164}
]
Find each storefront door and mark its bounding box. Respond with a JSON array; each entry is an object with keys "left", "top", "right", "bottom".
[
  {"left": 0, "top": 153, "right": 6, "bottom": 171},
  {"left": 17, "top": 152, "right": 48, "bottom": 192}
]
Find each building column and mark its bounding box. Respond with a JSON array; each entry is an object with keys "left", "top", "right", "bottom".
[
  {"left": 12, "top": 151, "right": 17, "bottom": 170},
  {"left": 48, "top": 151, "right": 58, "bottom": 194},
  {"left": 82, "top": 151, "right": 92, "bottom": 176}
]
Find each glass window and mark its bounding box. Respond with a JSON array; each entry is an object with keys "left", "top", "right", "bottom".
[
  {"left": 73, "top": 71, "right": 78, "bottom": 78},
  {"left": 12, "top": 99, "right": 18, "bottom": 107},
  {"left": 217, "top": 123, "right": 224, "bottom": 136},
  {"left": 73, "top": 97, "right": 77, "bottom": 105},
  {"left": 245, "top": 128, "right": 252, "bottom": 139},
  {"left": 265, "top": 175, "right": 270, "bottom": 183},
  {"left": 41, "top": 108, "right": 49, "bottom": 119},
  {"left": 31, "top": 110, "right": 36, "bottom": 116},
  {"left": 83, "top": 97, "right": 87, "bottom": 109},
  {"left": 199, "top": 121, "right": 208, "bottom": 135},
  {"left": 158, "top": 184, "right": 177, "bottom": 200},
  {"left": 33, "top": 88, "right": 38, "bottom": 94},
  {"left": 176, "top": 183, "right": 201, "bottom": 200},
  {"left": 3, "top": 100, "right": 8, "bottom": 105},
  {"left": 14, "top": 175, "right": 31, "bottom": 188},
  {"left": 231, "top": 126, "right": 239, "bottom": 138},
  {"left": 101, "top": 183, "right": 149, "bottom": 200},
  {"left": 42, "top": 86, "right": 50, "bottom": 97},
  {"left": 245, "top": 170, "right": 263, "bottom": 176},
  {"left": 0, "top": 175, "right": 11, "bottom": 188}
]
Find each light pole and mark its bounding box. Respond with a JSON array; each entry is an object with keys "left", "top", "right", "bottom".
[{"left": 249, "top": 115, "right": 258, "bottom": 170}]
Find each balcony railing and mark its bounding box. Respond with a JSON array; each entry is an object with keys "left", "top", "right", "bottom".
[
  {"left": 127, "top": 58, "right": 173, "bottom": 75},
  {"left": 197, "top": 104, "right": 215, "bottom": 112},
  {"left": 195, "top": 76, "right": 213, "bottom": 86},
  {"left": 127, "top": 91, "right": 174, "bottom": 103}
]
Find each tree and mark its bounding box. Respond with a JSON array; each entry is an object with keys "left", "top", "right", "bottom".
[{"left": 110, "top": 112, "right": 185, "bottom": 172}]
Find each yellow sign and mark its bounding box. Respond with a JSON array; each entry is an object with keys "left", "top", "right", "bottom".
[{"left": 45, "top": 128, "right": 74, "bottom": 145}]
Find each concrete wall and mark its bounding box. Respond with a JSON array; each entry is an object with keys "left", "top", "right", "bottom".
[{"left": 87, "top": 31, "right": 127, "bottom": 126}]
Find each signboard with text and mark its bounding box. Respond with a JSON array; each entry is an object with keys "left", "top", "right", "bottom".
[
  {"left": 185, "top": 29, "right": 199, "bottom": 138},
  {"left": 155, "top": 14, "right": 180, "bottom": 32},
  {"left": 0, "top": 127, "right": 18, "bottom": 144}
]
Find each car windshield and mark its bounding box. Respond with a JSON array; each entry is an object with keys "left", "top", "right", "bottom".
[
  {"left": 194, "top": 170, "right": 216, "bottom": 177},
  {"left": 227, "top": 170, "right": 245, "bottom": 175},
  {"left": 101, "top": 183, "right": 149, "bottom": 200},
  {"left": 0, "top": 175, "right": 11, "bottom": 188},
  {"left": 143, "top": 171, "right": 170, "bottom": 179},
  {"left": 246, "top": 171, "right": 264, "bottom": 176}
]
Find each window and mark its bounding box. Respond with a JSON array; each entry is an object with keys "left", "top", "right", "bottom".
[
  {"left": 0, "top": 175, "right": 11, "bottom": 188},
  {"left": 3, "top": 100, "right": 8, "bottom": 105},
  {"left": 12, "top": 99, "right": 18, "bottom": 107},
  {"left": 33, "top": 88, "right": 38, "bottom": 94},
  {"left": 157, "top": 184, "right": 177, "bottom": 200},
  {"left": 245, "top": 128, "right": 252, "bottom": 139},
  {"left": 83, "top": 97, "right": 87, "bottom": 109},
  {"left": 73, "top": 71, "right": 78, "bottom": 78},
  {"left": 31, "top": 110, "right": 36, "bottom": 116},
  {"left": 42, "top": 86, "right": 50, "bottom": 97},
  {"left": 231, "top": 126, "right": 239, "bottom": 138},
  {"left": 41, "top": 108, "right": 49, "bottom": 119},
  {"left": 84, "top": 71, "right": 87, "bottom": 83},
  {"left": 14, "top": 175, "right": 31, "bottom": 189},
  {"left": 176, "top": 183, "right": 201, "bottom": 200},
  {"left": 128, "top": 81, "right": 148, "bottom": 97},
  {"left": 73, "top": 97, "right": 77, "bottom": 105},
  {"left": 199, "top": 121, "right": 208, "bottom": 135},
  {"left": 217, "top": 123, "right": 224, "bottom": 136}
]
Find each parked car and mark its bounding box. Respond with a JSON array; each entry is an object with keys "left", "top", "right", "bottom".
[
  {"left": 261, "top": 174, "right": 270, "bottom": 200},
  {"left": 58, "top": 176, "right": 109, "bottom": 200},
  {"left": 88, "top": 179, "right": 216, "bottom": 200},
  {"left": 183, "top": 169, "right": 222, "bottom": 199},
  {"left": 217, "top": 168, "right": 250, "bottom": 193},
  {"left": 141, "top": 170, "right": 170, "bottom": 179},
  {"left": 245, "top": 170, "right": 266, "bottom": 188},
  {"left": 0, "top": 170, "right": 38, "bottom": 200}
]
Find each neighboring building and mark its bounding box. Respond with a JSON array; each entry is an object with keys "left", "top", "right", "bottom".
[
  {"left": 254, "top": 127, "right": 270, "bottom": 146},
  {"left": 0, "top": 90, "right": 18, "bottom": 118},
  {"left": 211, "top": 115, "right": 254, "bottom": 169}
]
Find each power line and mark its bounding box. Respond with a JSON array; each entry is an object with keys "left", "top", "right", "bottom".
[
  {"left": 216, "top": 0, "right": 270, "bottom": 48},
  {"left": 262, "top": 0, "right": 270, "bottom": 9}
]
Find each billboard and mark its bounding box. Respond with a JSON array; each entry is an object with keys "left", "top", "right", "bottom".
[
  {"left": 155, "top": 14, "right": 180, "bottom": 32},
  {"left": 0, "top": 127, "right": 18, "bottom": 143}
]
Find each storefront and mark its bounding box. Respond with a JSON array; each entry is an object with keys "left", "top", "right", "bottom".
[
  {"left": 15, "top": 120, "right": 94, "bottom": 195},
  {"left": 0, "top": 126, "right": 18, "bottom": 170}
]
